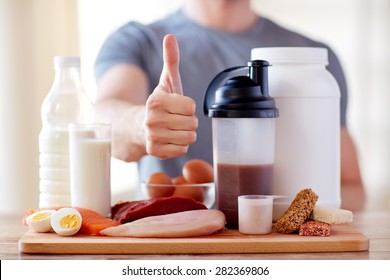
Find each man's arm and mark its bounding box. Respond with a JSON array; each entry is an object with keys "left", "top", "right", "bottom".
[
  {"left": 95, "top": 64, "right": 148, "bottom": 162},
  {"left": 94, "top": 34, "right": 198, "bottom": 162},
  {"left": 340, "top": 127, "right": 365, "bottom": 211}
]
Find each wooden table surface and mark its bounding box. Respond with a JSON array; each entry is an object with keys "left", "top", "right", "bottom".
[{"left": 1, "top": 210, "right": 389, "bottom": 260}]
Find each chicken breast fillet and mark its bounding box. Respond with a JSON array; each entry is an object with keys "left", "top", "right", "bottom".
[{"left": 100, "top": 209, "right": 226, "bottom": 238}]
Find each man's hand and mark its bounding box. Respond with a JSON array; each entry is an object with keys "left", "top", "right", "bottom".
[{"left": 144, "top": 34, "right": 198, "bottom": 159}]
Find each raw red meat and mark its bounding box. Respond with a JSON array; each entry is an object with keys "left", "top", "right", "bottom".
[{"left": 112, "top": 196, "right": 207, "bottom": 224}]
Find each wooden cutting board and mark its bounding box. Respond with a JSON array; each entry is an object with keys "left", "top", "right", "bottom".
[{"left": 19, "top": 224, "right": 369, "bottom": 254}]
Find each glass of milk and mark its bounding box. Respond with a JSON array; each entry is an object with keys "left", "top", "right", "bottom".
[{"left": 69, "top": 123, "right": 111, "bottom": 216}]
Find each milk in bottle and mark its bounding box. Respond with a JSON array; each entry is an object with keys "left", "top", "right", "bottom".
[{"left": 39, "top": 56, "right": 92, "bottom": 208}]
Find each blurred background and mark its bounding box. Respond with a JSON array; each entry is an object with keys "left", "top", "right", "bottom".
[{"left": 1, "top": 0, "right": 389, "bottom": 215}]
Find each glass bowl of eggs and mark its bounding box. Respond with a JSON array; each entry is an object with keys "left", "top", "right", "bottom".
[{"left": 141, "top": 159, "right": 215, "bottom": 208}]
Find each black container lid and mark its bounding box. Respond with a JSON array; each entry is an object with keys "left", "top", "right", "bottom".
[{"left": 205, "top": 60, "right": 278, "bottom": 118}]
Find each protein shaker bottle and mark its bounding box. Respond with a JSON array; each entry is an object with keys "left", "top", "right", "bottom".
[{"left": 204, "top": 60, "right": 278, "bottom": 228}]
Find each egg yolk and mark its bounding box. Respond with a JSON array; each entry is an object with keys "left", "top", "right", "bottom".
[
  {"left": 60, "top": 214, "right": 81, "bottom": 229},
  {"left": 32, "top": 212, "right": 51, "bottom": 221}
]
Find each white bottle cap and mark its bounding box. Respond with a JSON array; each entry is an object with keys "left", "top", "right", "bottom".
[
  {"left": 54, "top": 56, "right": 80, "bottom": 68},
  {"left": 251, "top": 47, "right": 328, "bottom": 65}
]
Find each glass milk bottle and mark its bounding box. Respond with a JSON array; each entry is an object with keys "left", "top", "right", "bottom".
[
  {"left": 251, "top": 48, "right": 341, "bottom": 220},
  {"left": 39, "top": 56, "right": 93, "bottom": 208}
]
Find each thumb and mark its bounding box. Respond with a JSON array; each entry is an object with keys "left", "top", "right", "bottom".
[{"left": 159, "top": 34, "right": 183, "bottom": 95}]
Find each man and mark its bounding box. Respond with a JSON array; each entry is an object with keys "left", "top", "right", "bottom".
[{"left": 94, "top": 0, "right": 364, "bottom": 210}]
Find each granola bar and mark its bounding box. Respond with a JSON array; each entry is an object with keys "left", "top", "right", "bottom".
[
  {"left": 299, "top": 220, "right": 331, "bottom": 236},
  {"left": 275, "top": 188, "right": 318, "bottom": 234}
]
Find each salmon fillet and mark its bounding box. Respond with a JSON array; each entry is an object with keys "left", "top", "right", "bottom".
[
  {"left": 100, "top": 209, "right": 226, "bottom": 238},
  {"left": 76, "top": 208, "right": 120, "bottom": 235}
]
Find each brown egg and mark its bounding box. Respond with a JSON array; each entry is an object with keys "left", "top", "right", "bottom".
[
  {"left": 172, "top": 174, "right": 206, "bottom": 203},
  {"left": 172, "top": 175, "right": 187, "bottom": 185},
  {"left": 146, "top": 172, "right": 175, "bottom": 198},
  {"left": 182, "top": 159, "right": 214, "bottom": 183},
  {"left": 173, "top": 185, "right": 205, "bottom": 203}
]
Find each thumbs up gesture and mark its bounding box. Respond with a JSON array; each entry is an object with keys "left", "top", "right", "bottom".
[{"left": 144, "top": 34, "right": 198, "bottom": 159}]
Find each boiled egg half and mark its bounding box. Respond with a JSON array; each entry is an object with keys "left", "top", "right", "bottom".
[
  {"left": 26, "top": 209, "right": 57, "bottom": 233},
  {"left": 50, "top": 208, "right": 82, "bottom": 236}
]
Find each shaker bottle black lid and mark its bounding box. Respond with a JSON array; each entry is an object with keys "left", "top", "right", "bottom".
[{"left": 204, "top": 60, "right": 278, "bottom": 118}]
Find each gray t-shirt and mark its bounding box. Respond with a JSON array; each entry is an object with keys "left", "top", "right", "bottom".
[{"left": 95, "top": 10, "right": 348, "bottom": 183}]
